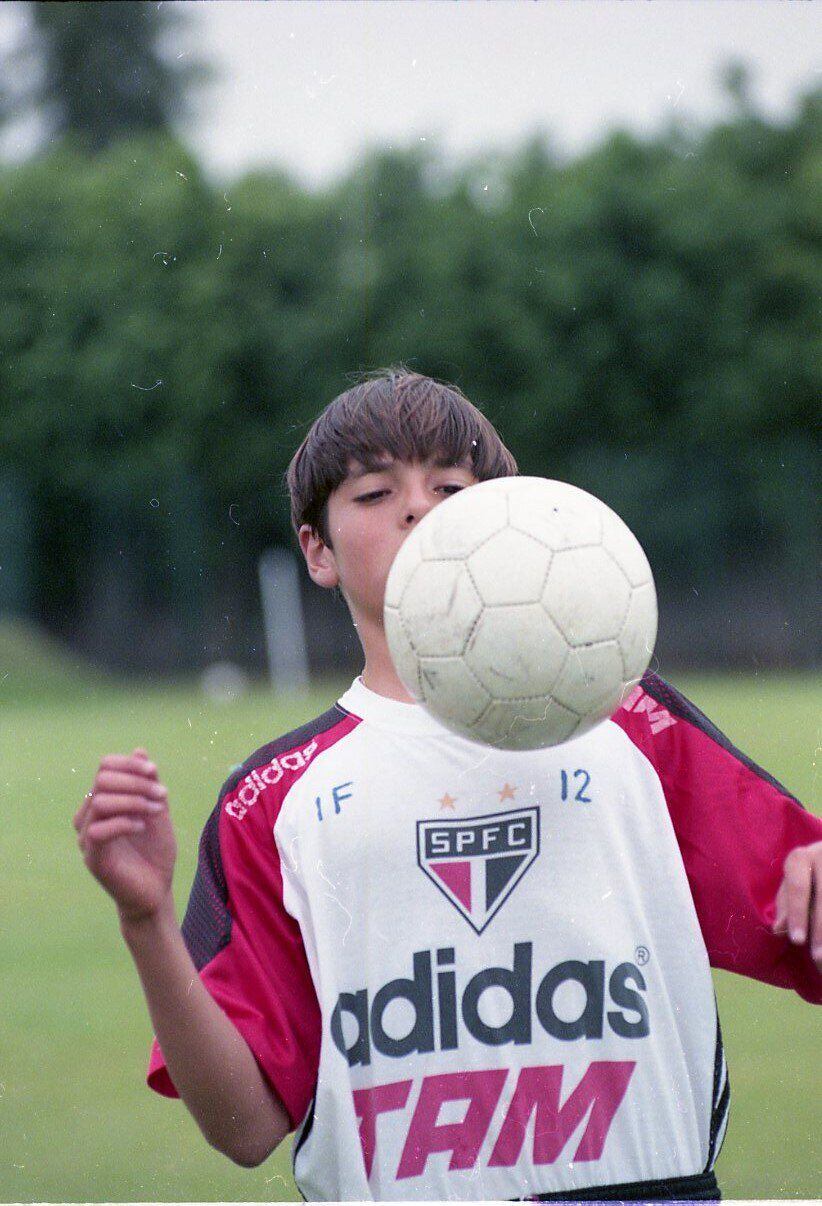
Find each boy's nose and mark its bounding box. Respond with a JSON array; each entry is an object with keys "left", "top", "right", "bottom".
[
  {"left": 401, "top": 490, "right": 431, "bottom": 526},
  {"left": 402, "top": 496, "right": 433, "bottom": 526}
]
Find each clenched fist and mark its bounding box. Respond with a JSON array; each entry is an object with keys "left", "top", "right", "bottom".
[{"left": 74, "top": 747, "right": 177, "bottom": 925}]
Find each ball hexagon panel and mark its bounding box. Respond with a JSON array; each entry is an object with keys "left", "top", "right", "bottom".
[
  {"left": 399, "top": 560, "right": 481, "bottom": 657},
  {"left": 467, "top": 528, "right": 552, "bottom": 606},
  {"left": 618, "top": 581, "right": 658, "bottom": 681},
  {"left": 600, "top": 507, "right": 653, "bottom": 588},
  {"left": 542, "top": 546, "right": 631, "bottom": 646},
  {"left": 417, "top": 656, "right": 491, "bottom": 727},
  {"left": 551, "top": 641, "right": 624, "bottom": 717},
  {"left": 472, "top": 696, "right": 581, "bottom": 750},
  {"left": 416, "top": 486, "right": 507, "bottom": 561},
  {"left": 508, "top": 481, "right": 602, "bottom": 552},
  {"left": 464, "top": 604, "right": 568, "bottom": 700}
]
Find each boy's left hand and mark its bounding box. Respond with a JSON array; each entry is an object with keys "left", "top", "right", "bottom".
[{"left": 772, "top": 841, "right": 822, "bottom": 972}]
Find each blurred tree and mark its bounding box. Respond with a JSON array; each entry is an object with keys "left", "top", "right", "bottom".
[
  {"left": 0, "top": 73, "right": 818, "bottom": 669},
  {"left": 0, "top": 0, "right": 212, "bottom": 153},
  {"left": 719, "top": 60, "right": 756, "bottom": 115}
]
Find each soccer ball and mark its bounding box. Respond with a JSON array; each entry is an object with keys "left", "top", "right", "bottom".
[{"left": 383, "top": 476, "right": 657, "bottom": 750}]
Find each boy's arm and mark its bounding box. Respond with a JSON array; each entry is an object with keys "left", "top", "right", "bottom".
[
  {"left": 146, "top": 767, "right": 323, "bottom": 1135},
  {"left": 122, "top": 897, "right": 289, "bottom": 1167},
  {"left": 614, "top": 673, "right": 822, "bottom": 1003},
  {"left": 76, "top": 747, "right": 320, "bottom": 1162}
]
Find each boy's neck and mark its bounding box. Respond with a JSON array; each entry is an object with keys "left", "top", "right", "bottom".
[{"left": 359, "top": 628, "right": 418, "bottom": 704}]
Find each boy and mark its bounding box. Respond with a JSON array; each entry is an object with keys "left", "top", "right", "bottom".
[{"left": 75, "top": 367, "right": 821, "bottom": 1202}]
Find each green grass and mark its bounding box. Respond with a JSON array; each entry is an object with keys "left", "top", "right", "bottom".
[
  {"left": 0, "top": 617, "right": 119, "bottom": 704},
  {"left": 0, "top": 670, "right": 818, "bottom": 1200}
]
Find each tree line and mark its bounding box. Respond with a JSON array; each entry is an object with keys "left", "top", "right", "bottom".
[{"left": 0, "top": 18, "right": 818, "bottom": 667}]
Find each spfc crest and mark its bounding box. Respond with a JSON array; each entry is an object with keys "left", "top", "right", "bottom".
[{"left": 417, "top": 807, "right": 540, "bottom": 934}]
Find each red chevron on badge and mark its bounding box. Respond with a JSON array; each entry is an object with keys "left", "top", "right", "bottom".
[{"left": 417, "top": 807, "right": 540, "bottom": 934}]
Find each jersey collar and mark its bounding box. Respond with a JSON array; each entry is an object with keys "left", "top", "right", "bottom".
[{"left": 337, "top": 676, "right": 454, "bottom": 737}]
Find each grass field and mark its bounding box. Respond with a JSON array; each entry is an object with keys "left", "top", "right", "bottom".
[{"left": 0, "top": 662, "right": 819, "bottom": 1200}]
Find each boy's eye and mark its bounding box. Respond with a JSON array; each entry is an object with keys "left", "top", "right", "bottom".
[{"left": 355, "top": 485, "right": 465, "bottom": 503}]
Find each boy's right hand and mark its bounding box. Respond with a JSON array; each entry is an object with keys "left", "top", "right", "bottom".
[{"left": 74, "top": 748, "right": 177, "bottom": 925}]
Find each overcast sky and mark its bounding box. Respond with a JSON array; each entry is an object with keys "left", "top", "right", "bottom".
[
  {"left": 184, "top": 0, "right": 821, "bottom": 188},
  {"left": 1, "top": 0, "right": 819, "bottom": 188}
]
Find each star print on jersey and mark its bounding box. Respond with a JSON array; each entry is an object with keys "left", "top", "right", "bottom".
[
  {"left": 438, "top": 792, "right": 457, "bottom": 810},
  {"left": 417, "top": 807, "right": 540, "bottom": 933},
  {"left": 497, "top": 782, "right": 517, "bottom": 802}
]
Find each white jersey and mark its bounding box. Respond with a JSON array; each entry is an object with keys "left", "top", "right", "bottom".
[{"left": 148, "top": 672, "right": 821, "bottom": 1200}]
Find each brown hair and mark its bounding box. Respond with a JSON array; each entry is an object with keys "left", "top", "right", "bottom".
[{"left": 286, "top": 364, "right": 518, "bottom": 546}]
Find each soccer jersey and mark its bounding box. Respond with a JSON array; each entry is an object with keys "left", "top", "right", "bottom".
[{"left": 147, "top": 671, "right": 821, "bottom": 1201}]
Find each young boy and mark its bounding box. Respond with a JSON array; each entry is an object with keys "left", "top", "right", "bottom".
[{"left": 75, "top": 368, "right": 821, "bottom": 1202}]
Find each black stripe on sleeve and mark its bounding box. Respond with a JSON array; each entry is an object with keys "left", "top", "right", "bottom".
[
  {"left": 641, "top": 671, "right": 804, "bottom": 808},
  {"left": 179, "top": 703, "right": 351, "bottom": 972},
  {"left": 181, "top": 801, "right": 230, "bottom": 972}
]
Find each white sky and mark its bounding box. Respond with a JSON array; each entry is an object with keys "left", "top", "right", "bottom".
[
  {"left": 1, "top": 0, "right": 820, "bottom": 189},
  {"left": 184, "top": 0, "right": 821, "bottom": 188}
]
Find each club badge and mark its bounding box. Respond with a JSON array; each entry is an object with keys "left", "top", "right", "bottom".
[{"left": 417, "top": 807, "right": 540, "bottom": 933}]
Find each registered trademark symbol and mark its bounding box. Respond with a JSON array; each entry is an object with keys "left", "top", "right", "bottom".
[{"left": 635, "top": 946, "right": 650, "bottom": 965}]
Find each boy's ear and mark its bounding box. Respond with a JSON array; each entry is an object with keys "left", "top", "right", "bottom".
[{"left": 299, "top": 524, "right": 340, "bottom": 590}]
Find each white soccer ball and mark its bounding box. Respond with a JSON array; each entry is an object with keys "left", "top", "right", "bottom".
[{"left": 384, "top": 476, "right": 657, "bottom": 750}]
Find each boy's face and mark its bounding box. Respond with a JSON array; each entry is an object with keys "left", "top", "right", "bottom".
[{"left": 300, "top": 455, "right": 478, "bottom": 628}]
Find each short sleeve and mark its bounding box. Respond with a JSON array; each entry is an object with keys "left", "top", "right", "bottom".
[
  {"left": 146, "top": 791, "right": 322, "bottom": 1129},
  {"left": 614, "top": 672, "right": 822, "bottom": 1004}
]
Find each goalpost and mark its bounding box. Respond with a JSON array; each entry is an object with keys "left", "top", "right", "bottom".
[{"left": 257, "top": 547, "right": 310, "bottom": 692}]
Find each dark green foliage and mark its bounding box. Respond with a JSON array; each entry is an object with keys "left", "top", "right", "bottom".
[
  {"left": 0, "top": 84, "right": 818, "bottom": 653},
  {"left": 1, "top": 1, "right": 211, "bottom": 151}
]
